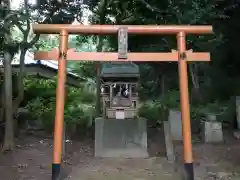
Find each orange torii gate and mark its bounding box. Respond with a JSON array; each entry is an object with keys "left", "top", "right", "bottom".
[{"left": 32, "top": 24, "right": 213, "bottom": 180}]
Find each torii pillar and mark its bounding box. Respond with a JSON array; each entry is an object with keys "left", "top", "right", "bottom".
[{"left": 32, "top": 24, "right": 213, "bottom": 180}]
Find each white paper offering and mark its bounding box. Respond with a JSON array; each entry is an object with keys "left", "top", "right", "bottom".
[{"left": 115, "top": 111, "right": 125, "bottom": 119}]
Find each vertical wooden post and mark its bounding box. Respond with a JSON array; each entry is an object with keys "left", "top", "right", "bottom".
[
  {"left": 62, "top": 122, "right": 66, "bottom": 158},
  {"left": 110, "top": 84, "right": 113, "bottom": 106},
  {"left": 177, "top": 31, "right": 194, "bottom": 180},
  {"left": 129, "top": 84, "right": 132, "bottom": 103},
  {"left": 52, "top": 29, "right": 68, "bottom": 180}
]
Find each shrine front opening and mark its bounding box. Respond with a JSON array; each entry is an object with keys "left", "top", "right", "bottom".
[{"left": 32, "top": 24, "right": 213, "bottom": 180}]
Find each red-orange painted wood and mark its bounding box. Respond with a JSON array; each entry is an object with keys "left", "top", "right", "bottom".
[
  {"left": 34, "top": 48, "right": 210, "bottom": 62},
  {"left": 32, "top": 24, "right": 213, "bottom": 35},
  {"left": 31, "top": 23, "right": 213, "bottom": 180}
]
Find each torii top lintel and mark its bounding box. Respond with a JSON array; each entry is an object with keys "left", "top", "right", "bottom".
[
  {"left": 33, "top": 24, "right": 213, "bottom": 62},
  {"left": 32, "top": 24, "right": 213, "bottom": 35}
]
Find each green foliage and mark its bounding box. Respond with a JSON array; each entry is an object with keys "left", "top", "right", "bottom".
[
  {"left": 138, "top": 101, "right": 164, "bottom": 123},
  {"left": 138, "top": 90, "right": 234, "bottom": 127},
  {"left": 83, "top": 0, "right": 240, "bottom": 128},
  {"left": 157, "top": 90, "right": 180, "bottom": 109},
  {"left": 191, "top": 100, "right": 235, "bottom": 125},
  {"left": 34, "top": 35, "right": 60, "bottom": 51},
  {"left": 5, "top": 0, "right": 240, "bottom": 137},
  {"left": 30, "top": 0, "right": 83, "bottom": 24},
  {"left": 24, "top": 77, "right": 96, "bottom": 133},
  {"left": 138, "top": 90, "right": 180, "bottom": 123}
]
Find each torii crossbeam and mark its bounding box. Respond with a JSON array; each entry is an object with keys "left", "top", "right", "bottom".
[
  {"left": 32, "top": 24, "right": 213, "bottom": 180},
  {"left": 34, "top": 48, "right": 210, "bottom": 62}
]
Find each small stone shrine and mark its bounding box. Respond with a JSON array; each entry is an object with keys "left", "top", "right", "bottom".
[
  {"left": 94, "top": 62, "right": 148, "bottom": 158},
  {"left": 94, "top": 27, "right": 148, "bottom": 158}
]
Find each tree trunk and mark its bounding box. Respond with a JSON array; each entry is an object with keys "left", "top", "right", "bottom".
[
  {"left": 95, "top": 31, "right": 104, "bottom": 118},
  {"left": 189, "top": 63, "right": 202, "bottom": 103},
  {"left": 2, "top": 51, "right": 14, "bottom": 151},
  {"left": 161, "top": 74, "right": 165, "bottom": 96},
  {"left": 12, "top": 48, "right": 26, "bottom": 114},
  {"left": 96, "top": 62, "right": 101, "bottom": 117},
  {"left": 95, "top": 0, "right": 108, "bottom": 117},
  {"left": 189, "top": 64, "right": 199, "bottom": 89},
  {"left": 11, "top": 48, "right": 26, "bottom": 138}
]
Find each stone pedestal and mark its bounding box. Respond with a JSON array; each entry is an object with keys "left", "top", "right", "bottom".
[
  {"left": 168, "top": 109, "right": 182, "bottom": 141},
  {"left": 94, "top": 117, "right": 148, "bottom": 158},
  {"left": 236, "top": 96, "right": 240, "bottom": 129},
  {"left": 163, "top": 121, "right": 175, "bottom": 162},
  {"left": 202, "top": 121, "right": 223, "bottom": 143}
]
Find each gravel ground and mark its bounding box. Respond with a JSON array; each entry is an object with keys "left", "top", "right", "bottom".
[{"left": 0, "top": 132, "right": 239, "bottom": 180}]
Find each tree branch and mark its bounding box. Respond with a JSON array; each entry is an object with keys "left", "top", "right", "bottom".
[
  {"left": 28, "top": 34, "right": 40, "bottom": 48},
  {"left": 137, "top": 0, "right": 165, "bottom": 13}
]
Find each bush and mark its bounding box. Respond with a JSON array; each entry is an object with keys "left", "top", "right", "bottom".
[
  {"left": 24, "top": 77, "right": 96, "bottom": 134},
  {"left": 138, "top": 90, "right": 180, "bottom": 124},
  {"left": 138, "top": 89, "right": 234, "bottom": 128},
  {"left": 191, "top": 100, "right": 235, "bottom": 127},
  {"left": 138, "top": 100, "right": 163, "bottom": 123}
]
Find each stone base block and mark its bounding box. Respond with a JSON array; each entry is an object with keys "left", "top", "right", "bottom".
[
  {"left": 233, "top": 130, "right": 240, "bottom": 140},
  {"left": 202, "top": 121, "right": 223, "bottom": 143},
  {"left": 94, "top": 117, "right": 148, "bottom": 158},
  {"left": 163, "top": 121, "right": 175, "bottom": 162},
  {"left": 169, "top": 109, "right": 182, "bottom": 141}
]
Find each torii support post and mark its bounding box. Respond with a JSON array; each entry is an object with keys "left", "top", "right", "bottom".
[
  {"left": 52, "top": 30, "right": 68, "bottom": 180},
  {"left": 177, "top": 31, "right": 193, "bottom": 180},
  {"left": 32, "top": 24, "right": 213, "bottom": 180}
]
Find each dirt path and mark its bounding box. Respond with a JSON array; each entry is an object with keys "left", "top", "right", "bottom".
[
  {"left": 69, "top": 157, "right": 179, "bottom": 180},
  {"left": 0, "top": 133, "right": 240, "bottom": 180}
]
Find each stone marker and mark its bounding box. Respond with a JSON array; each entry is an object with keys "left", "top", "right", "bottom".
[
  {"left": 163, "top": 121, "right": 175, "bottom": 162},
  {"left": 169, "top": 109, "right": 182, "bottom": 141},
  {"left": 206, "top": 113, "right": 217, "bottom": 121},
  {"left": 234, "top": 96, "right": 240, "bottom": 139},
  {"left": 236, "top": 96, "right": 240, "bottom": 129},
  {"left": 233, "top": 131, "right": 240, "bottom": 140},
  {"left": 202, "top": 114, "right": 223, "bottom": 143},
  {"left": 94, "top": 117, "right": 148, "bottom": 158}
]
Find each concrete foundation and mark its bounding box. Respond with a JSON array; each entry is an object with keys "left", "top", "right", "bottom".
[{"left": 94, "top": 117, "right": 148, "bottom": 158}]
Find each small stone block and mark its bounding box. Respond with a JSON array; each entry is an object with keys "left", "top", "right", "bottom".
[
  {"left": 202, "top": 121, "right": 223, "bottom": 143},
  {"left": 168, "top": 109, "right": 182, "bottom": 141},
  {"left": 163, "top": 121, "right": 175, "bottom": 162},
  {"left": 236, "top": 96, "right": 240, "bottom": 129}
]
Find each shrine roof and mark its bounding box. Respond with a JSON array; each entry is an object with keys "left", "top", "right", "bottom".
[{"left": 100, "top": 63, "right": 140, "bottom": 78}]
